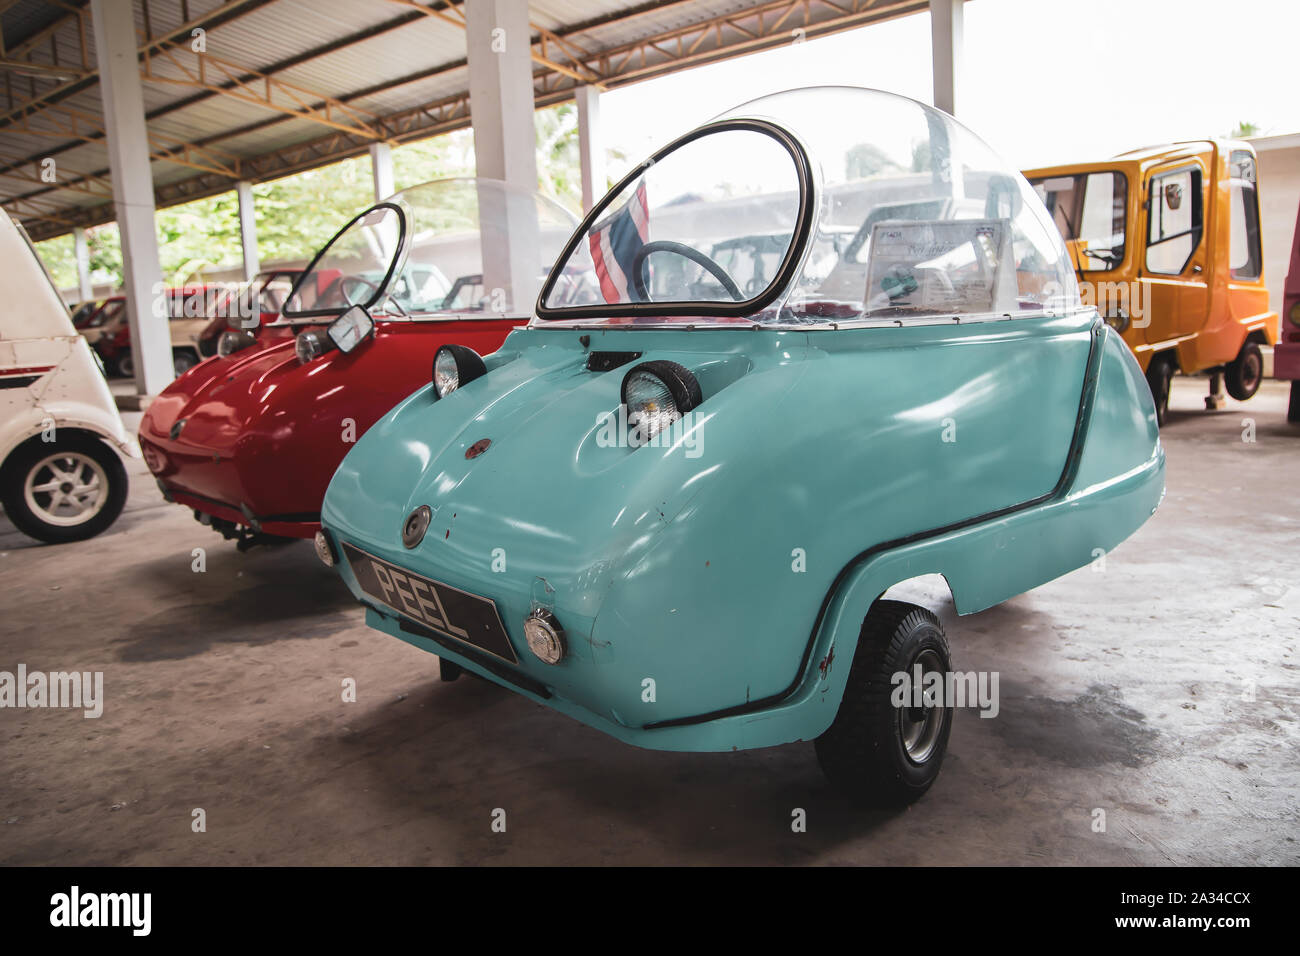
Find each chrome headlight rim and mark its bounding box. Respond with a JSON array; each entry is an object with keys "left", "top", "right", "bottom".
[
  {"left": 217, "top": 328, "right": 257, "bottom": 358},
  {"left": 620, "top": 359, "right": 703, "bottom": 442},
  {"left": 522, "top": 608, "right": 566, "bottom": 665},
  {"left": 433, "top": 344, "right": 487, "bottom": 399},
  {"left": 295, "top": 329, "right": 334, "bottom": 365},
  {"left": 313, "top": 529, "right": 336, "bottom": 567}
]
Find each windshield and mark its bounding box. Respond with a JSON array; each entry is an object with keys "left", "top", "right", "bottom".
[
  {"left": 537, "top": 86, "right": 1078, "bottom": 327},
  {"left": 541, "top": 123, "right": 806, "bottom": 314},
  {"left": 283, "top": 178, "right": 576, "bottom": 322},
  {"left": 1029, "top": 171, "right": 1127, "bottom": 272}
]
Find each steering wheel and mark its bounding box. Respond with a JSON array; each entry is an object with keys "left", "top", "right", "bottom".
[
  {"left": 321, "top": 275, "right": 381, "bottom": 309},
  {"left": 631, "top": 240, "right": 744, "bottom": 303}
]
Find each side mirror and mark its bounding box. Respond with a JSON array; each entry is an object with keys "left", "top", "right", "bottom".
[{"left": 328, "top": 305, "right": 375, "bottom": 354}]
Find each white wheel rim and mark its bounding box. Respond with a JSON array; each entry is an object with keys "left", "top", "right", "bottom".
[{"left": 23, "top": 451, "right": 110, "bottom": 527}]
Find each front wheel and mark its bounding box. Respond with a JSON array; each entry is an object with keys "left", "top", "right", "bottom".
[
  {"left": 1, "top": 435, "right": 128, "bottom": 543},
  {"left": 173, "top": 349, "right": 199, "bottom": 376},
  {"left": 815, "top": 600, "right": 953, "bottom": 806},
  {"left": 114, "top": 351, "right": 134, "bottom": 379},
  {"left": 1224, "top": 340, "right": 1263, "bottom": 401}
]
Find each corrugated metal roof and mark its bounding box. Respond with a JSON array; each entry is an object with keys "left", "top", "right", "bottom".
[{"left": 1, "top": 0, "right": 929, "bottom": 240}]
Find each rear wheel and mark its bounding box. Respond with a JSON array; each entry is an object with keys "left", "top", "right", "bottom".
[
  {"left": 1224, "top": 340, "right": 1263, "bottom": 401},
  {"left": 1145, "top": 356, "right": 1172, "bottom": 427},
  {"left": 1, "top": 435, "right": 128, "bottom": 543},
  {"left": 815, "top": 600, "right": 953, "bottom": 806},
  {"left": 1289, "top": 381, "right": 1300, "bottom": 424}
]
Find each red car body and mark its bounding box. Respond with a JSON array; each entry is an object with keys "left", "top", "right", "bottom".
[
  {"left": 139, "top": 316, "right": 523, "bottom": 539},
  {"left": 137, "top": 178, "right": 578, "bottom": 545}
]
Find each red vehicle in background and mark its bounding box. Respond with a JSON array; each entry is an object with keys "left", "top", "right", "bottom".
[
  {"left": 95, "top": 284, "right": 224, "bottom": 377},
  {"left": 195, "top": 268, "right": 312, "bottom": 357},
  {"left": 137, "top": 179, "right": 577, "bottom": 548},
  {"left": 1278, "top": 197, "right": 1300, "bottom": 423}
]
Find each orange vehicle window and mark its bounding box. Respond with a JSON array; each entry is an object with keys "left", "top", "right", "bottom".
[
  {"left": 1228, "top": 151, "right": 1262, "bottom": 280},
  {"left": 1032, "top": 172, "right": 1126, "bottom": 272},
  {"left": 1145, "top": 167, "right": 1203, "bottom": 276}
]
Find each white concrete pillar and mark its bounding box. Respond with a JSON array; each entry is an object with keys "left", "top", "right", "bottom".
[
  {"left": 574, "top": 85, "right": 605, "bottom": 213},
  {"left": 72, "top": 227, "right": 93, "bottom": 301},
  {"left": 369, "top": 141, "right": 395, "bottom": 201},
  {"left": 930, "top": 0, "right": 964, "bottom": 117},
  {"left": 91, "top": 0, "right": 170, "bottom": 397},
  {"left": 466, "top": 0, "right": 541, "bottom": 314},
  {"left": 236, "top": 181, "right": 259, "bottom": 282}
]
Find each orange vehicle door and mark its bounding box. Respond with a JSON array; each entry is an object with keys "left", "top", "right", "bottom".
[{"left": 1139, "top": 160, "right": 1209, "bottom": 348}]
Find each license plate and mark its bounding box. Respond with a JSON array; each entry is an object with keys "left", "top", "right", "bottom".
[{"left": 342, "top": 543, "right": 517, "bottom": 664}]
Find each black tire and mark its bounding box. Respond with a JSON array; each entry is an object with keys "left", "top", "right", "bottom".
[
  {"left": 1145, "top": 357, "right": 1172, "bottom": 427},
  {"left": 114, "top": 351, "right": 134, "bottom": 379},
  {"left": 1224, "top": 340, "right": 1263, "bottom": 401},
  {"left": 173, "top": 349, "right": 198, "bottom": 376},
  {"left": 815, "top": 600, "right": 954, "bottom": 806},
  {"left": 1289, "top": 381, "right": 1300, "bottom": 425},
  {"left": 0, "top": 434, "right": 128, "bottom": 544}
]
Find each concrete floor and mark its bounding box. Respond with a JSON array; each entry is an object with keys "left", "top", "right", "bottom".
[{"left": 2, "top": 377, "right": 1297, "bottom": 866}]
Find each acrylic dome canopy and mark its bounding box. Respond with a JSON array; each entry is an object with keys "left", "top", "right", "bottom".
[
  {"left": 281, "top": 177, "right": 577, "bottom": 322},
  {"left": 537, "top": 86, "right": 1080, "bottom": 326}
]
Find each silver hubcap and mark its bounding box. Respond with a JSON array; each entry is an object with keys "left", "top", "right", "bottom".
[
  {"left": 23, "top": 452, "right": 109, "bottom": 527},
  {"left": 899, "top": 648, "right": 947, "bottom": 764}
]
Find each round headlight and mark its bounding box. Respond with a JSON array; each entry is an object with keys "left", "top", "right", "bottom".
[
  {"left": 523, "top": 609, "right": 565, "bottom": 665},
  {"left": 218, "top": 328, "right": 257, "bottom": 358},
  {"left": 433, "top": 344, "right": 487, "bottom": 399},
  {"left": 1289, "top": 300, "right": 1300, "bottom": 327},
  {"left": 313, "top": 530, "right": 335, "bottom": 567},
  {"left": 1103, "top": 310, "right": 1131, "bottom": 335},
  {"left": 620, "top": 360, "right": 703, "bottom": 444},
  {"left": 295, "top": 330, "right": 332, "bottom": 364}
]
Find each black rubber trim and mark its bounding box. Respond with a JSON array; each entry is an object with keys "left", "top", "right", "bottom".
[
  {"left": 586, "top": 351, "right": 642, "bottom": 372},
  {"left": 167, "top": 486, "right": 319, "bottom": 525},
  {"left": 282, "top": 201, "right": 408, "bottom": 319},
  {"left": 392, "top": 615, "right": 552, "bottom": 700},
  {"left": 534, "top": 118, "right": 813, "bottom": 321},
  {"left": 645, "top": 317, "right": 1109, "bottom": 730}
]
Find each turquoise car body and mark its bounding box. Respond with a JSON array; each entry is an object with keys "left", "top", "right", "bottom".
[
  {"left": 320, "top": 87, "right": 1164, "bottom": 753},
  {"left": 321, "top": 313, "right": 1162, "bottom": 751}
]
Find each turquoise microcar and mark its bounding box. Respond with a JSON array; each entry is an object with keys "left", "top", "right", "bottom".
[{"left": 318, "top": 87, "right": 1165, "bottom": 805}]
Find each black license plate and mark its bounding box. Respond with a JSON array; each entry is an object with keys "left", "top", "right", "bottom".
[{"left": 342, "top": 543, "right": 517, "bottom": 664}]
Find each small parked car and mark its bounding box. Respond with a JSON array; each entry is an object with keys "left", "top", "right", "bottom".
[
  {"left": 138, "top": 178, "right": 576, "bottom": 548},
  {"left": 0, "top": 214, "right": 132, "bottom": 543},
  {"left": 195, "top": 268, "right": 309, "bottom": 358},
  {"left": 1025, "top": 142, "right": 1278, "bottom": 424},
  {"left": 318, "top": 88, "right": 1166, "bottom": 805},
  {"left": 95, "top": 286, "right": 216, "bottom": 378}
]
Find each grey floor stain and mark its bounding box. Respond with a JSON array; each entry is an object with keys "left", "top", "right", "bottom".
[{"left": 991, "top": 683, "right": 1157, "bottom": 768}]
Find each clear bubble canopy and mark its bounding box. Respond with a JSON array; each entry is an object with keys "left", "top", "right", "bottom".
[{"left": 538, "top": 86, "right": 1080, "bottom": 326}]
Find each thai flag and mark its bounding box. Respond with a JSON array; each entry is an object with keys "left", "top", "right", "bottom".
[{"left": 588, "top": 181, "right": 649, "bottom": 303}]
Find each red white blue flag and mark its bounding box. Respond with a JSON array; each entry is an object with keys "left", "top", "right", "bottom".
[{"left": 588, "top": 181, "right": 649, "bottom": 303}]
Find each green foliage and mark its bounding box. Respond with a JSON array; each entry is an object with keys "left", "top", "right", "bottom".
[
  {"left": 1229, "top": 120, "right": 1261, "bottom": 138},
  {"left": 34, "top": 106, "right": 596, "bottom": 291}
]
